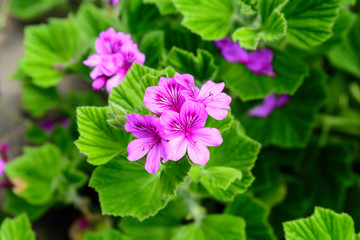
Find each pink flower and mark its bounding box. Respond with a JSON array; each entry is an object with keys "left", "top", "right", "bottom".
[
  {"left": 106, "top": 0, "right": 120, "bottom": 5},
  {"left": 160, "top": 102, "right": 223, "bottom": 165},
  {"left": 144, "top": 77, "right": 186, "bottom": 114},
  {"left": 0, "top": 142, "right": 12, "bottom": 188},
  {"left": 248, "top": 93, "right": 290, "bottom": 118},
  {"left": 125, "top": 114, "right": 172, "bottom": 174},
  {"left": 174, "top": 73, "right": 232, "bottom": 120},
  {"left": 83, "top": 28, "right": 145, "bottom": 93},
  {"left": 215, "top": 37, "right": 276, "bottom": 77}
]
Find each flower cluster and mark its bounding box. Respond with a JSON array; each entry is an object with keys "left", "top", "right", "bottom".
[
  {"left": 215, "top": 38, "right": 276, "bottom": 77},
  {"left": 83, "top": 28, "right": 145, "bottom": 93},
  {"left": 125, "top": 73, "right": 232, "bottom": 174},
  {"left": 248, "top": 93, "right": 290, "bottom": 118}
]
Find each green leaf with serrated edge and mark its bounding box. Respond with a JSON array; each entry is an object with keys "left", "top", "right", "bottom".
[
  {"left": 166, "top": 47, "right": 218, "bottom": 81},
  {"left": 283, "top": 207, "right": 356, "bottom": 240},
  {"left": 89, "top": 156, "right": 191, "bottom": 220},
  {"left": 143, "top": 0, "right": 177, "bottom": 15},
  {"left": 5, "top": 144, "right": 62, "bottom": 205},
  {"left": 225, "top": 194, "right": 276, "bottom": 240},
  {"left": 75, "top": 107, "right": 131, "bottom": 165},
  {"left": 328, "top": 16, "right": 360, "bottom": 78},
  {"left": 3, "top": 190, "right": 51, "bottom": 220},
  {"left": 120, "top": 198, "right": 187, "bottom": 240},
  {"left": 220, "top": 50, "right": 308, "bottom": 101},
  {"left": 21, "top": 82, "right": 60, "bottom": 117},
  {"left": 233, "top": 69, "right": 327, "bottom": 147},
  {"left": 0, "top": 214, "right": 35, "bottom": 240},
  {"left": 233, "top": 0, "right": 288, "bottom": 50},
  {"left": 122, "top": 0, "right": 161, "bottom": 36},
  {"left": 140, "top": 30, "right": 165, "bottom": 68},
  {"left": 11, "top": 0, "right": 66, "bottom": 20},
  {"left": 172, "top": 214, "right": 246, "bottom": 240},
  {"left": 20, "top": 17, "right": 83, "bottom": 88},
  {"left": 193, "top": 118, "right": 261, "bottom": 201},
  {"left": 283, "top": 0, "right": 340, "bottom": 49},
  {"left": 173, "top": 0, "right": 235, "bottom": 40},
  {"left": 85, "top": 230, "right": 129, "bottom": 240},
  {"left": 189, "top": 166, "right": 242, "bottom": 189},
  {"left": 76, "top": 3, "right": 120, "bottom": 41}
]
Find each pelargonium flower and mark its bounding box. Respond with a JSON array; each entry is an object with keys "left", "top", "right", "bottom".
[
  {"left": 83, "top": 27, "right": 145, "bottom": 93},
  {"left": 125, "top": 114, "right": 172, "bottom": 174},
  {"left": 106, "top": 0, "right": 120, "bottom": 5},
  {"left": 174, "top": 73, "right": 232, "bottom": 120},
  {"left": 248, "top": 93, "right": 290, "bottom": 118},
  {"left": 214, "top": 37, "right": 276, "bottom": 77},
  {"left": 144, "top": 76, "right": 186, "bottom": 114},
  {"left": 160, "top": 101, "right": 223, "bottom": 165}
]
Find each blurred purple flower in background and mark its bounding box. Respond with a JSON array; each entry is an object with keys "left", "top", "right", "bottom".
[
  {"left": 0, "top": 142, "right": 12, "bottom": 188},
  {"left": 106, "top": 0, "right": 120, "bottom": 5},
  {"left": 214, "top": 37, "right": 276, "bottom": 77},
  {"left": 248, "top": 93, "right": 290, "bottom": 118},
  {"left": 83, "top": 27, "right": 145, "bottom": 93},
  {"left": 39, "top": 118, "right": 70, "bottom": 132}
]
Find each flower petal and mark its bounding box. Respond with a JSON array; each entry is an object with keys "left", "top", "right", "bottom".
[
  {"left": 180, "top": 101, "right": 207, "bottom": 130},
  {"left": 203, "top": 92, "right": 232, "bottom": 120},
  {"left": 145, "top": 145, "right": 161, "bottom": 174},
  {"left": 160, "top": 110, "right": 182, "bottom": 140},
  {"left": 191, "top": 127, "right": 223, "bottom": 147},
  {"left": 197, "top": 81, "right": 225, "bottom": 101},
  {"left": 92, "top": 76, "right": 107, "bottom": 90},
  {"left": 169, "top": 136, "right": 188, "bottom": 161},
  {"left": 125, "top": 114, "right": 157, "bottom": 139},
  {"left": 127, "top": 138, "right": 151, "bottom": 161},
  {"left": 174, "top": 73, "right": 200, "bottom": 100},
  {"left": 106, "top": 72, "right": 126, "bottom": 93},
  {"left": 83, "top": 54, "right": 101, "bottom": 66},
  {"left": 160, "top": 139, "right": 172, "bottom": 163},
  {"left": 187, "top": 143, "right": 210, "bottom": 165}
]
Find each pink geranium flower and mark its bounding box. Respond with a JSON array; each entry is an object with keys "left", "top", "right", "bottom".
[
  {"left": 0, "top": 143, "right": 12, "bottom": 188},
  {"left": 83, "top": 28, "right": 145, "bottom": 93},
  {"left": 160, "top": 102, "right": 223, "bottom": 165},
  {"left": 248, "top": 93, "right": 290, "bottom": 118},
  {"left": 125, "top": 114, "right": 172, "bottom": 174},
  {"left": 174, "top": 73, "right": 232, "bottom": 120}
]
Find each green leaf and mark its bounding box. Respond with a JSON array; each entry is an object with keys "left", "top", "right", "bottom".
[
  {"left": 172, "top": 214, "right": 246, "bottom": 240},
  {"left": 5, "top": 144, "right": 63, "bottom": 205},
  {"left": 193, "top": 118, "right": 261, "bottom": 201},
  {"left": 166, "top": 47, "right": 218, "bottom": 81},
  {"left": 173, "top": 0, "right": 235, "bottom": 40},
  {"left": 75, "top": 107, "right": 131, "bottom": 165},
  {"left": 20, "top": 18, "right": 82, "bottom": 87},
  {"left": 225, "top": 194, "right": 276, "bottom": 240},
  {"left": 220, "top": 50, "right": 308, "bottom": 101},
  {"left": 283, "top": 207, "right": 356, "bottom": 240},
  {"left": 76, "top": 3, "right": 120, "bottom": 41},
  {"left": 233, "top": 0, "right": 288, "bottom": 50},
  {"left": 21, "top": 82, "right": 60, "bottom": 117},
  {"left": 11, "top": 0, "right": 66, "bottom": 20},
  {"left": 233, "top": 69, "right": 327, "bottom": 147},
  {"left": 85, "top": 230, "right": 128, "bottom": 240},
  {"left": 189, "top": 166, "right": 242, "bottom": 190},
  {"left": 143, "top": 0, "right": 177, "bottom": 15},
  {"left": 3, "top": 190, "right": 51, "bottom": 220},
  {"left": 0, "top": 214, "right": 35, "bottom": 240},
  {"left": 283, "top": 0, "right": 340, "bottom": 49},
  {"left": 328, "top": 16, "right": 360, "bottom": 78},
  {"left": 120, "top": 199, "right": 188, "bottom": 240},
  {"left": 89, "top": 156, "right": 191, "bottom": 220},
  {"left": 140, "top": 30, "right": 165, "bottom": 68}
]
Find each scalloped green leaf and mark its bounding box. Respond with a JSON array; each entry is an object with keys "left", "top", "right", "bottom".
[
  {"left": 328, "top": 16, "right": 360, "bottom": 78},
  {"left": 21, "top": 82, "right": 60, "bottom": 118},
  {"left": 233, "top": 0, "right": 288, "bottom": 50},
  {"left": 166, "top": 47, "right": 218, "bottom": 81},
  {"left": 283, "top": 0, "right": 340, "bottom": 49},
  {"left": 173, "top": 0, "right": 235, "bottom": 40},
  {"left": 11, "top": 0, "right": 66, "bottom": 20},
  {"left": 89, "top": 156, "right": 191, "bottom": 220},
  {"left": 225, "top": 194, "right": 276, "bottom": 240},
  {"left": 172, "top": 214, "right": 246, "bottom": 240},
  {"left": 284, "top": 207, "right": 356, "bottom": 240},
  {"left": 233, "top": 69, "right": 327, "bottom": 147},
  {"left": 220, "top": 50, "right": 308, "bottom": 101},
  {"left": 75, "top": 107, "right": 131, "bottom": 165},
  {"left": 0, "top": 214, "right": 35, "bottom": 240},
  {"left": 19, "top": 17, "right": 83, "bottom": 88},
  {"left": 85, "top": 230, "right": 129, "bottom": 240},
  {"left": 143, "top": 0, "right": 177, "bottom": 15},
  {"left": 5, "top": 144, "right": 62, "bottom": 205}
]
